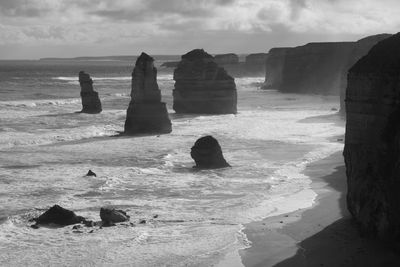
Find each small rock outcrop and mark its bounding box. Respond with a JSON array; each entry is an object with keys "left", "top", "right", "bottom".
[
  {"left": 173, "top": 49, "right": 237, "bottom": 114},
  {"left": 79, "top": 71, "right": 102, "bottom": 114},
  {"left": 344, "top": 32, "right": 400, "bottom": 242},
  {"left": 190, "top": 136, "right": 230, "bottom": 169},
  {"left": 124, "top": 52, "right": 172, "bottom": 134},
  {"left": 214, "top": 53, "right": 239, "bottom": 65},
  {"left": 100, "top": 207, "right": 129, "bottom": 225},
  {"left": 31, "top": 205, "right": 86, "bottom": 226},
  {"left": 86, "top": 170, "right": 97, "bottom": 177}
]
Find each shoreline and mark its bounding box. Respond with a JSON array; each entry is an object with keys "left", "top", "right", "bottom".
[{"left": 240, "top": 150, "right": 400, "bottom": 267}]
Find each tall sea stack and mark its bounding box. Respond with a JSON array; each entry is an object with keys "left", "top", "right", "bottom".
[
  {"left": 344, "top": 33, "right": 400, "bottom": 243},
  {"left": 173, "top": 49, "right": 237, "bottom": 114},
  {"left": 79, "top": 71, "right": 102, "bottom": 114},
  {"left": 124, "top": 52, "right": 172, "bottom": 134}
]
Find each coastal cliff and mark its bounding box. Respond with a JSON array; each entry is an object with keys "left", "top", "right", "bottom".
[
  {"left": 344, "top": 33, "right": 400, "bottom": 242},
  {"left": 173, "top": 49, "right": 237, "bottom": 114},
  {"left": 339, "top": 34, "right": 391, "bottom": 115},
  {"left": 279, "top": 42, "right": 354, "bottom": 95},
  {"left": 263, "top": 48, "right": 290, "bottom": 89}
]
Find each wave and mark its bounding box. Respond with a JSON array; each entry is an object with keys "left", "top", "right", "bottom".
[{"left": 53, "top": 74, "right": 173, "bottom": 82}]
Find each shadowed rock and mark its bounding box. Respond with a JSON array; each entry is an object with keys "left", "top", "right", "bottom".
[
  {"left": 214, "top": 53, "right": 239, "bottom": 65},
  {"left": 100, "top": 207, "right": 129, "bottom": 225},
  {"left": 86, "top": 170, "right": 96, "bottom": 177},
  {"left": 124, "top": 52, "right": 172, "bottom": 134},
  {"left": 31, "top": 205, "right": 86, "bottom": 226},
  {"left": 191, "top": 136, "right": 230, "bottom": 169},
  {"left": 78, "top": 71, "right": 102, "bottom": 114},
  {"left": 344, "top": 32, "right": 400, "bottom": 243},
  {"left": 173, "top": 49, "right": 237, "bottom": 114}
]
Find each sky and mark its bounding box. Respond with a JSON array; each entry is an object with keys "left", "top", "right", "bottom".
[{"left": 0, "top": 0, "right": 399, "bottom": 59}]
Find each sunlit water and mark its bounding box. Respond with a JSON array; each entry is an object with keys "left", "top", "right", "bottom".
[{"left": 0, "top": 60, "right": 344, "bottom": 266}]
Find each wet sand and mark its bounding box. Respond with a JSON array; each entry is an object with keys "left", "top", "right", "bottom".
[{"left": 240, "top": 150, "right": 400, "bottom": 267}]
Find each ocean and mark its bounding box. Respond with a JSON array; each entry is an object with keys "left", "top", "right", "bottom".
[{"left": 0, "top": 59, "right": 344, "bottom": 266}]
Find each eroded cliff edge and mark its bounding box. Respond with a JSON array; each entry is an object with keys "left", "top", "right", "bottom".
[{"left": 344, "top": 32, "right": 400, "bottom": 243}]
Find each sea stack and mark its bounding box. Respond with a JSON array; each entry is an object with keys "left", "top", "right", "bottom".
[
  {"left": 79, "top": 71, "right": 102, "bottom": 114},
  {"left": 173, "top": 49, "right": 237, "bottom": 114},
  {"left": 31, "top": 205, "right": 86, "bottom": 226},
  {"left": 191, "top": 136, "right": 230, "bottom": 169},
  {"left": 344, "top": 33, "right": 400, "bottom": 243},
  {"left": 124, "top": 52, "right": 172, "bottom": 134}
]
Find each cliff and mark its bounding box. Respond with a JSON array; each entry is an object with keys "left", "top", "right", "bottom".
[
  {"left": 339, "top": 34, "right": 391, "bottom": 115},
  {"left": 173, "top": 49, "right": 237, "bottom": 114},
  {"left": 279, "top": 42, "right": 354, "bottom": 95},
  {"left": 344, "top": 32, "right": 400, "bottom": 243},
  {"left": 214, "top": 53, "right": 239, "bottom": 65},
  {"left": 124, "top": 52, "right": 172, "bottom": 134},
  {"left": 78, "top": 71, "right": 102, "bottom": 114},
  {"left": 263, "top": 48, "right": 290, "bottom": 89}
]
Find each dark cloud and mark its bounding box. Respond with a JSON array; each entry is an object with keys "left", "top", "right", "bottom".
[
  {"left": 288, "top": 0, "right": 308, "bottom": 20},
  {"left": 0, "top": 0, "right": 52, "bottom": 17},
  {"left": 89, "top": 0, "right": 236, "bottom": 22}
]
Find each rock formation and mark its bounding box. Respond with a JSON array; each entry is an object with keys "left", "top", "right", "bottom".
[
  {"left": 173, "top": 49, "right": 237, "bottom": 114},
  {"left": 86, "top": 170, "right": 97, "bottom": 177},
  {"left": 263, "top": 48, "right": 290, "bottom": 89},
  {"left": 79, "top": 71, "right": 102, "bottom": 114},
  {"left": 339, "top": 34, "right": 391, "bottom": 115},
  {"left": 191, "top": 136, "right": 230, "bottom": 169},
  {"left": 31, "top": 205, "right": 86, "bottom": 226},
  {"left": 245, "top": 53, "right": 269, "bottom": 65},
  {"left": 344, "top": 32, "right": 400, "bottom": 243},
  {"left": 280, "top": 42, "right": 354, "bottom": 95},
  {"left": 124, "top": 52, "right": 172, "bottom": 134},
  {"left": 214, "top": 53, "right": 239, "bottom": 65},
  {"left": 100, "top": 207, "right": 129, "bottom": 225}
]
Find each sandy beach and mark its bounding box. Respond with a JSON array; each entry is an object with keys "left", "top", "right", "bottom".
[{"left": 240, "top": 148, "right": 400, "bottom": 267}]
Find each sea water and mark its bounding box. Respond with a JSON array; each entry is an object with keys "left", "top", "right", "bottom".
[{"left": 0, "top": 60, "right": 344, "bottom": 266}]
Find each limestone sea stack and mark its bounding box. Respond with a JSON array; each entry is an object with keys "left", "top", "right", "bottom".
[
  {"left": 191, "top": 136, "right": 230, "bottom": 169},
  {"left": 100, "top": 207, "right": 130, "bottom": 225},
  {"left": 344, "top": 32, "right": 400, "bottom": 243},
  {"left": 173, "top": 49, "right": 237, "bottom": 114},
  {"left": 79, "top": 71, "right": 102, "bottom": 114},
  {"left": 124, "top": 52, "right": 172, "bottom": 134}
]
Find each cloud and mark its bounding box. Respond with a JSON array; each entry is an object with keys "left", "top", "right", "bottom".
[{"left": 0, "top": 0, "right": 399, "bottom": 59}]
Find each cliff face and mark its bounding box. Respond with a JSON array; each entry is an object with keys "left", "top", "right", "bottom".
[
  {"left": 339, "top": 34, "right": 391, "bottom": 115},
  {"left": 264, "top": 48, "right": 290, "bottom": 89},
  {"left": 344, "top": 32, "right": 400, "bottom": 242},
  {"left": 214, "top": 53, "right": 239, "bottom": 65},
  {"left": 124, "top": 52, "right": 171, "bottom": 134},
  {"left": 173, "top": 49, "right": 237, "bottom": 114},
  {"left": 280, "top": 42, "right": 354, "bottom": 95},
  {"left": 78, "top": 71, "right": 102, "bottom": 114}
]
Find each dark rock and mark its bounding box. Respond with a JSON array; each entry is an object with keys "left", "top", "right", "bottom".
[
  {"left": 245, "top": 53, "right": 269, "bottom": 65},
  {"left": 339, "top": 34, "right": 392, "bottom": 115},
  {"left": 85, "top": 170, "right": 96, "bottom": 177},
  {"left": 124, "top": 52, "right": 172, "bottom": 134},
  {"left": 139, "top": 219, "right": 146, "bottom": 224},
  {"left": 263, "top": 48, "right": 290, "bottom": 89},
  {"left": 280, "top": 42, "right": 355, "bottom": 95},
  {"left": 214, "top": 53, "right": 239, "bottom": 65},
  {"left": 78, "top": 71, "right": 102, "bottom": 114},
  {"left": 190, "top": 135, "right": 230, "bottom": 169},
  {"left": 100, "top": 207, "right": 129, "bottom": 224},
  {"left": 173, "top": 49, "right": 237, "bottom": 114},
  {"left": 153, "top": 214, "right": 159, "bottom": 218},
  {"left": 31, "top": 205, "right": 86, "bottom": 226},
  {"left": 344, "top": 32, "right": 400, "bottom": 243}
]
